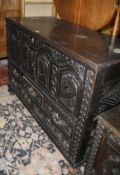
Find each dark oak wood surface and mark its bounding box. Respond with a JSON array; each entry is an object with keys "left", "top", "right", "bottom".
[
  {"left": 6, "top": 17, "right": 120, "bottom": 168},
  {"left": 85, "top": 105, "right": 120, "bottom": 175},
  {"left": 8, "top": 17, "right": 120, "bottom": 68}
]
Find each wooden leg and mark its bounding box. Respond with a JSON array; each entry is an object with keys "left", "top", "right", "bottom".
[{"left": 8, "top": 85, "right": 14, "bottom": 95}]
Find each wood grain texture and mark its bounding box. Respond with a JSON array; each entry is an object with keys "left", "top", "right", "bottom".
[
  {"left": 53, "top": 0, "right": 81, "bottom": 25},
  {"left": 0, "top": 0, "right": 24, "bottom": 59},
  {"left": 54, "top": 0, "right": 116, "bottom": 30},
  {"left": 79, "top": 0, "right": 115, "bottom": 30}
]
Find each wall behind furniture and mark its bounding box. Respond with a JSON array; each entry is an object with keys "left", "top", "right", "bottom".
[{"left": 25, "top": 0, "right": 53, "bottom": 17}]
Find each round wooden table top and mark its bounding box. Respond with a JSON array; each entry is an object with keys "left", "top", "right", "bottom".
[{"left": 53, "top": 0, "right": 116, "bottom": 30}]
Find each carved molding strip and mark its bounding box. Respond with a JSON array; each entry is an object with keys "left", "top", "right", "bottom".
[{"left": 70, "top": 69, "right": 95, "bottom": 164}]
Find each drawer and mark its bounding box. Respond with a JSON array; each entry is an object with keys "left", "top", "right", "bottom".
[
  {"left": 10, "top": 65, "right": 71, "bottom": 154},
  {"left": 33, "top": 103, "right": 70, "bottom": 152},
  {"left": 10, "top": 65, "right": 44, "bottom": 108},
  {"left": 44, "top": 99, "right": 74, "bottom": 139},
  {"left": 11, "top": 64, "right": 77, "bottom": 130}
]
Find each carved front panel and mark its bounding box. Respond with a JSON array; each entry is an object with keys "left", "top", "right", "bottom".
[
  {"left": 7, "top": 23, "right": 42, "bottom": 80},
  {"left": 7, "top": 21, "right": 96, "bottom": 166},
  {"left": 59, "top": 71, "right": 82, "bottom": 113},
  {"left": 36, "top": 50, "right": 51, "bottom": 89},
  {"left": 6, "top": 19, "right": 104, "bottom": 167},
  {"left": 9, "top": 64, "right": 71, "bottom": 155},
  {"left": 49, "top": 45, "right": 85, "bottom": 104},
  {"left": 7, "top": 25, "right": 21, "bottom": 69}
]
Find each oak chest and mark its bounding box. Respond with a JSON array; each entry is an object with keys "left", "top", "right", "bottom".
[{"left": 6, "top": 17, "right": 120, "bottom": 167}]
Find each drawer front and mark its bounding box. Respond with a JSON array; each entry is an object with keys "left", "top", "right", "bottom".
[
  {"left": 44, "top": 99, "right": 74, "bottom": 138},
  {"left": 10, "top": 64, "right": 74, "bottom": 137},
  {"left": 50, "top": 61, "right": 84, "bottom": 115},
  {"left": 33, "top": 103, "right": 70, "bottom": 152},
  {"left": 9, "top": 64, "right": 72, "bottom": 155}
]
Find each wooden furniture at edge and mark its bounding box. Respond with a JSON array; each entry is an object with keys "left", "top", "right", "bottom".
[
  {"left": 0, "top": 0, "right": 24, "bottom": 59},
  {"left": 84, "top": 105, "right": 120, "bottom": 175},
  {"left": 53, "top": 0, "right": 120, "bottom": 38},
  {"left": 53, "top": 0, "right": 116, "bottom": 31}
]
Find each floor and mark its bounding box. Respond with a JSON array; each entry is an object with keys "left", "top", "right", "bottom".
[
  {"left": 0, "top": 59, "right": 8, "bottom": 86},
  {"left": 0, "top": 60, "right": 73, "bottom": 175},
  {"left": 0, "top": 89, "right": 71, "bottom": 175}
]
